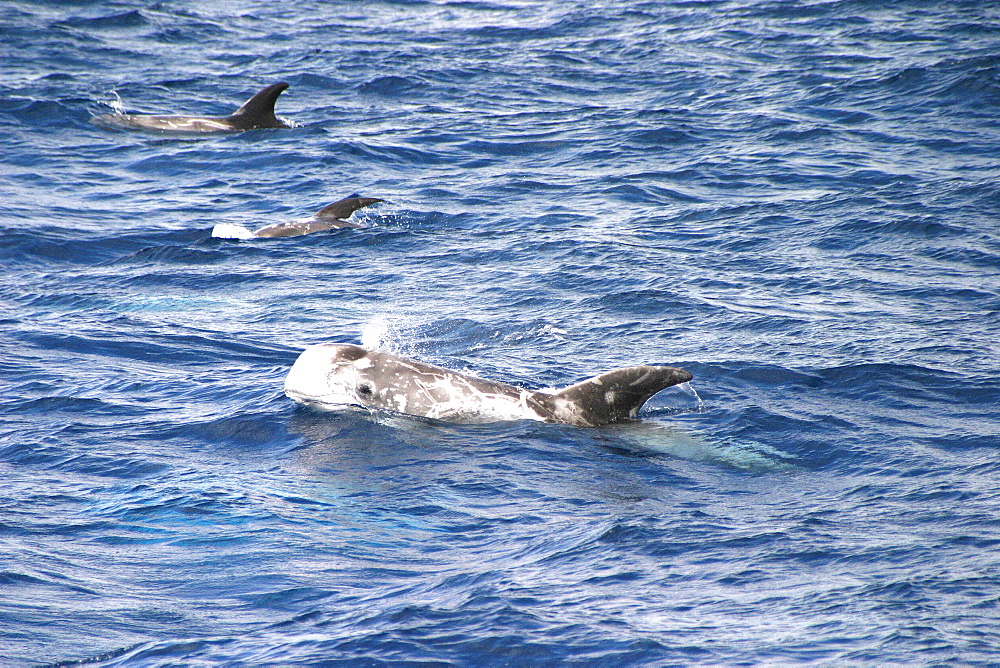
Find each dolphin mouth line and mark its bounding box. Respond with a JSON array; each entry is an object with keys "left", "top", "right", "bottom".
[{"left": 284, "top": 389, "right": 355, "bottom": 411}]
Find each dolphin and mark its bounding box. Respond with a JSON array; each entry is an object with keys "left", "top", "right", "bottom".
[
  {"left": 284, "top": 343, "right": 694, "bottom": 427},
  {"left": 211, "top": 196, "right": 384, "bottom": 239},
  {"left": 94, "top": 82, "right": 291, "bottom": 133}
]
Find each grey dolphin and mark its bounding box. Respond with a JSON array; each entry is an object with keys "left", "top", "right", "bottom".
[
  {"left": 211, "top": 196, "right": 384, "bottom": 239},
  {"left": 284, "top": 343, "right": 694, "bottom": 427},
  {"left": 94, "top": 82, "right": 291, "bottom": 133}
]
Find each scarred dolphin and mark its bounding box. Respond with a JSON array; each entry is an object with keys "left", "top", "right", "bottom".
[
  {"left": 94, "top": 82, "right": 291, "bottom": 133},
  {"left": 211, "top": 196, "right": 384, "bottom": 239},
  {"left": 284, "top": 343, "right": 694, "bottom": 427}
]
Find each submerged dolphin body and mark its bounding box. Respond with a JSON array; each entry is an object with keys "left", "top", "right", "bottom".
[
  {"left": 94, "top": 82, "right": 291, "bottom": 133},
  {"left": 284, "top": 343, "right": 694, "bottom": 427},
  {"left": 211, "top": 196, "right": 384, "bottom": 239}
]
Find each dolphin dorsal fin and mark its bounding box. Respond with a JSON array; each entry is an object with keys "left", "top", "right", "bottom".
[
  {"left": 315, "top": 196, "right": 385, "bottom": 221},
  {"left": 549, "top": 365, "right": 693, "bottom": 427},
  {"left": 229, "top": 82, "right": 290, "bottom": 129}
]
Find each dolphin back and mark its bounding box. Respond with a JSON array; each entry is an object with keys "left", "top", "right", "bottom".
[{"left": 546, "top": 365, "right": 693, "bottom": 427}]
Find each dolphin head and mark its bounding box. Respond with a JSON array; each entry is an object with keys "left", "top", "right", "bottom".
[
  {"left": 284, "top": 343, "right": 376, "bottom": 411},
  {"left": 284, "top": 343, "right": 531, "bottom": 421}
]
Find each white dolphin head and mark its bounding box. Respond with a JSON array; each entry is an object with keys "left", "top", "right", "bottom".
[
  {"left": 284, "top": 343, "right": 532, "bottom": 421},
  {"left": 284, "top": 343, "right": 372, "bottom": 411}
]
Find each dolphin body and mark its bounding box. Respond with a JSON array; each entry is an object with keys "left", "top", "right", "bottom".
[
  {"left": 284, "top": 343, "right": 694, "bottom": 427},
  {"left": 94, "top": 82, "right": 291, "bottom": 133},
  {"left": 211, "top": 196, "right": 384, "bottom": 239}
]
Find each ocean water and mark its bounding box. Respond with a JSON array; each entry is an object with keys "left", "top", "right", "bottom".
[{"left": 2, "top": 0, "right": 1000, "bottom": 665}]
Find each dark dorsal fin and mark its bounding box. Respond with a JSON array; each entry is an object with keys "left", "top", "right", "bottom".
[
  {"left": 315, "top": 196, "right": 385, "bottom": 221},
  {"left": 544, "top": 365, "right": 693, "bottom": 427},
  {"left": 228, "top": 82, "right": 290, "bottom": 129}
]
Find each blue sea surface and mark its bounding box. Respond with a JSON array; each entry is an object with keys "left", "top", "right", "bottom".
[{"left": 2, "top": 0, "right": 1000, "bottom": 665}]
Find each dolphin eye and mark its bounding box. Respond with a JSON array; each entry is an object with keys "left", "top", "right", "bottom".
[{"left": 358, "top": 383, "right": 374, "bottom": 397}]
